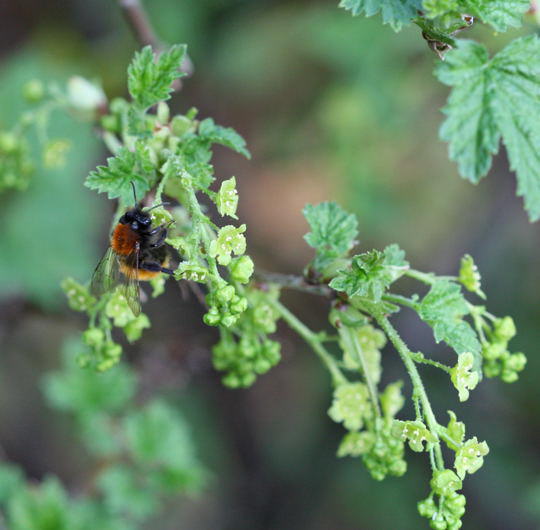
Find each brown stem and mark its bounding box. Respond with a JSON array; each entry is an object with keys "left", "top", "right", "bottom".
[{"left": 254, "top": 270, "right": 334, "bottom": 298}]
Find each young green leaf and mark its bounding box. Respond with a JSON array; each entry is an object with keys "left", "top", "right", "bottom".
[
  {"left": 198, "top": 118, "right": 250, "bottom": 158},
  {"left": 127, "top": 44, "right": 186, "bottom": 110},
  {"left": 437, "top": 36, "right": 540, "bottom": 221},
  {"left": 339, "top": 0, "right": 422, "bottom": 31},
  {"left": 329, "top": 245, "right": 408, "bottom": 300},
  {"left": 303, "top": 202, "right": 358, "bottom": 270},
  {"left": 85, "top": 144, "right": 155, "bottom": 203},
  {"left": 418, "top": 280, "right": 481, "bottom": 363}
]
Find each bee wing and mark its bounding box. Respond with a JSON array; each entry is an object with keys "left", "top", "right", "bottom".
[
  {"left": 119, "top": 251, "right": 142, "bottom": 317},
  {"left": 90, "top": 247, "right": 121, "bottom": 297}
]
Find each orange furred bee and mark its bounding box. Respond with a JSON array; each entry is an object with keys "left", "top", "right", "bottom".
[{"left": 90, "top": 185, "right": 173, "bottom": 316}]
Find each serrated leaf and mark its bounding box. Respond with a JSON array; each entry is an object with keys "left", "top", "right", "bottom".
[
  {"left": 424, "top": 0, "right": 529, "bottom": 31},
  {"left": 490, "top": 36, "right": 540, "bottom": 221},
  {"left": 329, "top": 245, "right": 407, "bottom": 300},
  {"left": 123, "top": 400, "right": 204, "bottom": 491},
  {"left": 464, "top": 0, "right": 530, "bottom": 32},
  {"left": 85, "top": 144, "right": 154, "bottom": 203},
  {"left": 198, "top": 118, "right": 250, "bottom": 158},
  {"left": 437, "top": 41, "right": 500, "bottom": 183},
  {"left": 339, "top": 0, "right": 422, "bottom": 31},
  {"left": 127, "top": 44, "right": 186, "bottom": 110},
  {"left": 419, "top": 280, "right": 481, "bottom": 364},
  {"left": 43, "top": 338, "right": 136, "bottom": 415},
  {"left": 436, "top": 36, "right": 540, "bottom": 220},
  {"left": 7, "top": 477, "right": 70, "bottom": 530},
  {"left": 303, "top": 202, "right": 359, "bottom": 270}
]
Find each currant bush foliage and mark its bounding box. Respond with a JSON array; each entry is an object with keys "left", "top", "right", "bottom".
[
  {"left": 1, "top": 36, "right": 529, "bottom": 528},
  {"left": 340, "top": 0, "right": 540, "bottom": 221}
]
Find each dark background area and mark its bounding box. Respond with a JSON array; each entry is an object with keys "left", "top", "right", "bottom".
[{"left": 1, "top": 1, "right": 539, "bottom": 528}]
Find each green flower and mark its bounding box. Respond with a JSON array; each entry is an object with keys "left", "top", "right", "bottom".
[
  {"left": 337, "top": 431, "right": 376, "bottom": 457},
  {"left": 61, "top": 277, "right": 96, "bottom": 312},
  {"left": 363, "top": 418, "right": 407, "bottom": 480},
  {"left": 458, "top": 254, "right": 485, "bottom": 298},
  {"left": 394, "top": 420, "right": 437, "bottom": 452},
  {"left": 124, "top": 314, "right": 151, "bottom": 343},
  {"left": 43, "top": 139, "right": 71, "bottom": 169},
  {"left": 454, "top": 437, "right": 489, "bottom": 479},
  {"left": 450, "top": 352, "right": 479, "bottom": 402},
  {"left": 106, "top": 290, "right": 137, "bottom": 327},
  {"left": 380, "top": 381, "right": 404, "bottom": 419},
  {"left": 209, "top": 224, "right": 246, "bottom": 266},
  {"left": 216, "top": 176, "right": 239, "bottom": 218},
  {"left": 328, "top": 382, "right": 373, "bottom": 431},
  {"left": 174, "top": 262, "right": 209, "bottom": 283},
  {"left": 22, "top": 79, "right": 44, "bottom": 103},
  {"left": 229, "top": 255, "right": 254, "bottom": 284}
]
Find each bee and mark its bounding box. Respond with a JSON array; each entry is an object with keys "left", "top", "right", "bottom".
[{"left": 90, "top": 184, "right": 174, "bottom": 316}]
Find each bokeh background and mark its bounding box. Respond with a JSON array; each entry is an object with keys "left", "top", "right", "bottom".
[{"left": 1, "top": 1, "right": 539, "bottom": 529}]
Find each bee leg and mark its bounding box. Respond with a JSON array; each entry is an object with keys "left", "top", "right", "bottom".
[
  {"left": 139, "top": 260, "right": 175, "bottom": 275},
  {"left": 148, "top": 226, "right": 170, "bottom": 248}
]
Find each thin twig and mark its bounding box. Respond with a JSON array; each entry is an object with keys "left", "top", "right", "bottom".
[{"left": 254, "top": 270, "right": 334, "bottom": 298}]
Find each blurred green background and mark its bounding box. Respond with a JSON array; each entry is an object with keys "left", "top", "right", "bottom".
[{"left": 1, "top": 1, "right": 539, "bottom": 528}]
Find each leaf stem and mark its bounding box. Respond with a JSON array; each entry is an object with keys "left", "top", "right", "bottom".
[
  {"left": 267, "top": 297, "right": 347, "bottom": 387},
  {"left": 382, "top": 293, "right": 419, "bottom": 310}
]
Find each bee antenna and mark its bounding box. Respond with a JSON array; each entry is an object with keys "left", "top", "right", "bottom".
[
  {"left": 130, "top": 181, "right": 137, "bottom": 205},
  {"left": 146, "top": 202, "right": 170, "bottom": 212}
]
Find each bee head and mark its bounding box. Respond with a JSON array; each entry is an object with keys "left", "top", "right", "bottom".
[{"left": 119, "top": 207, "right": 152, "bottom": 232}]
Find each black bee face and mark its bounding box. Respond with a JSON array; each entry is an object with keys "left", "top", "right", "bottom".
[{"left": 119, "top": 208, "right": 152, "bottom": 232}]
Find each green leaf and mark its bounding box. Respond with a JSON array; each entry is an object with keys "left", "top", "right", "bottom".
[
  {"left": 437, "top": 40, "right": 500, "bottom": 183},
  {"left": 423, "top": 0, "right": 530, "bottom": 31},
  {"left": 43, "top": 337, "right": 136, "bottom": 415},
  {"left": 329, "top": 245, "right": 408, "bottom": 300},
  {"left": 419, "top": 280, "right": 481, "bottom": 362},
  {"left": 85, "top": 143, "right": 155, "bottom": 203},
  {"left": 303, "top": 202, "right": 358, "bottom": 271},
  {"left": 490, "top": 36, "right": 540, "bottom": 221},
  {"left": 0, "top": 464, "right": 24, "bottom": 504},
  {"left": 328, "top": 382, "right": 373, "bottom": 431},
  {"left": 127, "top": 44, "right": 186, "bottom": 110},
  {"left": 7, "top": 477, "right": 70, "bottom": 530},
  {"left": 123, "top": 400, "right": 205, "bottom": 491},
  {"left": 339, "top": 0, "right": 422, "bottom": 31},
  {"left": 436, "top": 36, "right": 540, "bottom": 220},
  {"left": 198, "top": 118, "right": 250, "bottom": 158},
  {"left": 97, "top": 465, "right": 158, "bottom": 522},
  {"left": 463, "top": 0, "right": 530, "bottom": 32}
]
